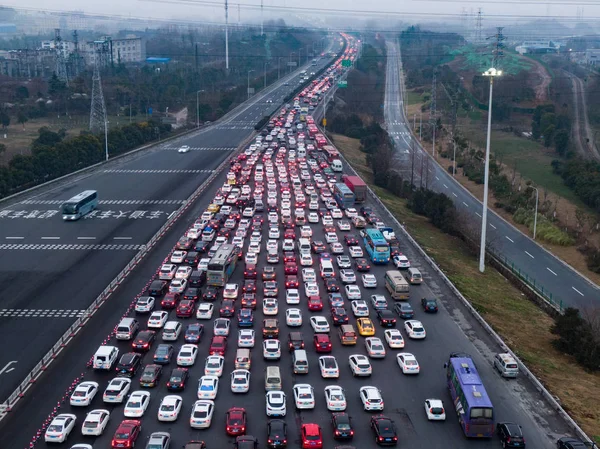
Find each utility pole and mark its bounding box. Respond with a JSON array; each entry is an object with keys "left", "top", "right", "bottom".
[
  {"left": 260, "top": 0, "right": 264, "bottom": 36},
  {"left": 54, "top": 29, "right": 68, "bottom": 86},
  {"left": 419, "top": 112, "right": 422, "bottom": 140},
  {"left": 238, "top": 3, "right": 240, "bottom": 26},
  {"left": 225, "top": 0, "right": 229, "bottom": 71},
  {"left": 90, "top": 51, "right": 108, "bottom": 160},
  {"left": 475, "top": 8, "right": 483, "bottom": 45},
  {"left": 410, "top": 139, "right": 416, "bottom": 188},
  {"left": 430, "top": 71, "right": 437, "bottom": 157}
]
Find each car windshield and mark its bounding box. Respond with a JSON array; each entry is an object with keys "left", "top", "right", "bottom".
[
  {"left": 83, "top": 421, "right": 98, "bottom": 428},
  {"left": 72, "top": 391, "right": 86, "bottom": 397},
  {"left": 299, "top": 392, "right": 311, "bottom": 398},
  {"left": 431, "top": 407, "right": 444, "bottom": 414},
  {"left": 115, "top": 431, "right": 131, "bottom": 439},
  {"left": 305, "top": 434, "right": 320, "bottom": 441},
  {"left": 194, "top": 410, "right": 208, "bottom": 418},
  {"left": 47, "top": 425, "right": 62, "bottom": 432},
  {"left": 128, "top": 400, "right": 142, "bottom": 407},
  {"left": 413, "top": 327, "right": 424, "bottom": 333},
  {"left": 170, "top": 377, "right": 182, "bottom": 382},
  {"left": 229, "top": 418, "right": 243, "bottom": 425},
  {"left": 161, "top": 404, "right": 176, "bottom": 411},
  {"left": 234, "top": 377, "right": 246, "bottom": 384}
]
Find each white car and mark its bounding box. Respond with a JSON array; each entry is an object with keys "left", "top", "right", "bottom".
[
  {"left": 175, "top": 266, "right": 193, "bottom": 280},
  {"left": 340, "top": 269, "right": 356, "bottom": 283},
  {"left": 359, "top": 386, "right": 384, "bottom": 411},
  {"left": 282, "top": 239, "right": 295, "bottom": 251},
  {"left": 232, "top": 236, "right": 244, "bottom": 247},
  {"left": 158, "top": 395, "right": 183, "bottom": 422},
  {"left": 190, "top": 400, "right": 215, "bottom": 429},
  {"left": 308, "top": 212, "right": 319, "bottom": 223},
  {"left": 371, "top": 295, "right": 388, "bottom": 310},
  {"left": 178, "top": 145, "right": 191, "bottom": 153},
  {"left": 337, "top": 220, "right": 351, "bottom": 231},
  {"left": 267, "top": 239, "right": 278, "bottom": 252},
  {"left": 238, "top": 329, "right": 256, "bottom": 347},
  {"left": 319, "top": 355, "right": 340, "bottom": 378},
  {"left": 171, "top": 251, "right": 187, "bottom": 264},
  {"left": 196, "top": 303, "right": 214, "bottom": 320},
  {"left": 351, "top": 300, "right": 369, "bottom": 317},
  {"left": 349, "top": 246, "right": 363, "bottom": 258},
  {"left": 322, "top": 215, "right": 333, "bottom": 225},
  {"left": 397, "top": 353, "right": 420, "bottom": 374},
  {"left": 393, "top": 254, "right": 411, "bottom": 269},
  {"left": 424, "top": 399, "right": 446, "bottom": 421},
  {"left": 214, "top": 318, "right": 231, "bottom": 336},
  {"left": 124, "top": 391, "right": 151, "bottom": 418},
  {"left": 224, "top": 283, "right": 239, "bottom": 299},
  {"left": 204, "top": 355, "right": 225, "bottom": 377},
  {"left": 134, "top": 296, "right": 155, "bottom": 313},
  {"left": 248, "top": 241, "right": 261, "bottom": 254},
  {"left": 330, "top": 242, "right": 344, "bottom": 254},
  {"left": 286, "top": 308, "right": 303, "bottom": 326},
  {"left": 300, "top": 226, "right": 313, "bottom": 237},
  {"left": 197, "top": 375, "right": 219, "bottom": 400},
  {"left": 325, "top": 232, "right": 338, "bottom": 244},
  {"left": 198, "top": 258, "right": 211, "bottom": 271},
  {"left": 148, "top": 310, "right": 169, "bottom": 328},
  {"left": 362, "top": 274, "right": 377, "bottom": 288},
  {"left": 263, "top": 339, "right": 281, "bottom": 360},
  {"left": 293, "top": 384, "right": 315, "bottom": 409},
  {"left": 331, "top": 208, "right": 343, "bottom": 219},
  {"left": 230, "top": 369, "right": 251, "bottom": 393},
  {"left": 336, "top": 256, "right": 352, "bottom": 269},
  {"left": 345, "top": 284, "right": 362, "bottom": 300},
  {"left": 269, "top": 227, "right": 280, "bottom": 239},
  {"left": 300, "top": 253, "right": 313, "bottom": 266},
  {"left": 177, "top": 344, "right": 199, "bottom": 366},
  {"left": 302, "top": 268, "right": 316, "bottom": 283},
  {"left": 266, "top": 391, "right": 287, "bottom": 417},
  {"left": 169, "top": 278, "right": 187, "bottom": 293},
  {"left": 404, "top": 320, "right": 426, "bottom": 339},
  {"left": 349, "top": 354, "right": 372, "bottom": 377},
  {"left": 286, "top": 289, "right": 300, "bottom": 304},
  {"left": 81, "top": 409, "right": 110, "bottom": 436},
  {"left": 250, "top": 231, "right": 262, "bottom": 243},
  {"left": 345, "top": 208, "right": 358, "bottom": 218},
  {"left": 245, "top": 252, "right": 258, "bottom": 264},
  {"left": 45, "top": 414, "right": 76, "bottom": 443},
  {"left": 70, "top": 381, "right": 99, "bottom": 406},
  {"left": 310, "top": 316, "right": 330, "bottom": 333},
  {"left": 365, "top": 337, "right": 387, "bottom": 358},
  {"left": 263, "top": 298, "right": 278, "bottom": 316},
  {"left": 384, "top": 329, "right": 405, "bottom": 349},
  {"left": 324, "top": 385, "right": 347, "bottom": 411},
  {"left": 102, "top": 378, "right": 131, "bottom": 403},
  {"left": 304, "top": 282, "right": 319, "bottom": 297}
]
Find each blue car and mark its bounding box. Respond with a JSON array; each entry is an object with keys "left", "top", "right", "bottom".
[
  {"left": 238, "top": 308, "right": 254, "bottom": 327},
  {"left": 153, "top": 344, "right": 174, "bottom": 364},
  {"left": 184, "top": 323, "right": 204, "bottom": 343},
  {"left": 394, "top": 302, "right": 414, "bottom": 319}
]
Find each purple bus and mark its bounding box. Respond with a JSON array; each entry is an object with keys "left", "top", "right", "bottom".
[{"left": 444, "top": 354, "right": 494, "bottom": 438}]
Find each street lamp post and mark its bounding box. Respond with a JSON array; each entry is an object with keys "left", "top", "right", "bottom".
[
  {"left": 104, "top": 119, "right": 109, "bottom": 161},
  {"left": 479, "top": 67, "right": 502, "bottom": 273},
  {"left": 196, "top": 90, "right": 202, "bottom": 128},
  {"left": 532, "top": 186, "right": 539, "bottom": 240},
  {"left": 247, "top": 70, "right": 254, "bottom": 100},
  {"left": 278, "top": 57, "right": 283, "bottom": 79},
  {"left": 264, "top": 62, "right": 269, "bottom": 88}
]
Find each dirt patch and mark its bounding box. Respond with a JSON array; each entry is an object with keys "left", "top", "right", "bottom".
[{"left": 524, "top": 56, "right": 551, "bottom": 103}]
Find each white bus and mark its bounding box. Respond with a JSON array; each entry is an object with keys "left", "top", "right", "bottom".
[
  {"left": 384, "top": 270, "right": 410, "bottom": 300},
  {"left": 61, "top": 190, "right": 98, "bottom": 221}
]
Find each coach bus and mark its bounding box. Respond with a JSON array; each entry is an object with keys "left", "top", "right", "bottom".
[
  {"left": 322, "top": 145, "right": 340, "bottom": 163},
  {"left": 363, "top": 228, "right": 391, "bottom": 264},
  {"left": 444, "top": 353, "right": 494, "bottom": 438},
  {"left": 384, "top": 270, "right": 409, "bottom": 300},
  {"left": 333, "top": 183, "right": 355, "bottom": 209},
  {"left": 61, "top": 190, "right": 98, "bottom": 221},
  {"left": 207, "top": 244, "right": 239, "bottom": 287}
]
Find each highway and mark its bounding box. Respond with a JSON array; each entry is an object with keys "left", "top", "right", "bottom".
[
  {"left": 384, "top": 41, "right": 600, "bottom": 310},
  {"left": 0, "top": 37, "right": 573, "bottom": 449},
  {"left": 0, "top": 41, "right": 341, "bottom": 405}
]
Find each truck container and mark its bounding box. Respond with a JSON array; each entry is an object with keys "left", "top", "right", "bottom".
[{"left": 343, "top": 175, "right": 367, "bottom": 203}]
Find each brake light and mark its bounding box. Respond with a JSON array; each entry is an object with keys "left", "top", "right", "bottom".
[
  {"left": 379, "top": 437, "right": 384, "bottom": 441},
  {"left": 350, "top": 430, "right": 354, "bottom": 435}
]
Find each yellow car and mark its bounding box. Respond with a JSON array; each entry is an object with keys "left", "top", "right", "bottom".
[
  {"left": 207, "top": 203, "right": 220, "bottom": 213},
  {"left": 357, "top": 318, "right": 375, "bottom": 336}
]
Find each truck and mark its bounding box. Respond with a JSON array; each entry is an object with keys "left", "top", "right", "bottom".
[
  {"left": 342, "top": 175, "right": 367, "bottom": 203},
  {"left": 381, "top": 227, "right": 400, "bottom": 255}
]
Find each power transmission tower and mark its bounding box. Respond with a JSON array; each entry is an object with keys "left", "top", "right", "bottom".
[
  {"left": 488, "top": 27, "right": 505, "bottom": 69},
  {"left": 261, "top": 0, "right": 264, "bottom": 36},
  {"left": 54, "top": 29, "right": 69, "bottom": 86},
  {"left": 89, "top": 51, "right": 107, "bottom": 135},
  {"left": 475, "top": 8, "right": 483, "bottom": 46},
  {"left": 460, "top": 8, "right": 468, "bottom": 39},
  {"left": 238, "top": 3, "right": 241, "bottom": 26},
  {"left": 224, "top": 0, "right": 229, "bottom": 71},
  {"left": 430, "top": 71, "right": 437, "bottom": 157},
  {"left": 70, "top": 30, "right": 83, "bottom": 77}
]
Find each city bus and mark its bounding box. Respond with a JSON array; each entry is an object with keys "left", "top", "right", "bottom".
[
  {"left": 61, "top": 190, "right": 98, "bottom": 221},
  {"left": 384, "top": 270, "right": 409, "bottom": 300},
  {"left": 315, "top": 134, "right": 327, "bottom": 148},
  {"left": 363, "top": 228, "right": 391, "bottom": 264},
  {"left": 207, "top": 244, "right": 239, "bottom": 287},
  {"left": 333, "top": 183, "right": 355, "bottom": 209},
  {"left": 321, "top": 145, "right": 340, "bottom": 163},
  {"left": 444, "top": 353, "right": 494, "bottom": 438}
]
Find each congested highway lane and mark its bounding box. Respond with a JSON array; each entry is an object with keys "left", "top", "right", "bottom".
[{"left": 0, "top": 43, "right": 341, "bottom": 404}]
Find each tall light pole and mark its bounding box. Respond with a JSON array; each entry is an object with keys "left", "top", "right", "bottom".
[
  {"left": 224, "top": 0, "right": 229, "bottom": 70},
  {"left": 479, "top": 67, "right": 502, "bottom": 273},
  {"left": 278, "top": 57, "right": 283, "bottom": 79},
  {"left": 247, "top": 70, "right": 254, "bottom": 100},
  {"left": 264, "top": 62, "right": 269, "bottom": 88},
  {"left": 196, "top": 90, "right": 202, "bottom": 128},
  {"left": 104, "top": 119, "right": 109, "bottom": 161},
  {"left": 531, "top": 186, "right": 539, "bottom": 240}
]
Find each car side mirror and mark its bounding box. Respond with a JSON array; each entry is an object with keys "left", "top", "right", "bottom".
[{"left": 443, "top": 363, "right": 448, "bottom": 368}]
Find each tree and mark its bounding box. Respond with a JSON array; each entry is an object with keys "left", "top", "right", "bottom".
[
  {"left": 0, "top": 111, "right": 9, "bottom": 129},
  {"left": 17, "top": 113, "right": 28, "bottom": 129},
  {"left": 0, "top": 143, "right": 6, "bottom": 156},
  {"left": 554, "top": 129, "right": 569, "bottom": 156},
  {"left": 15, "top": 86, "right": 29, "bottom": 101}
]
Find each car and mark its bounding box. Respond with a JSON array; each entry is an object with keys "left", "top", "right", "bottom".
[
  {"left": 318, "top": 355, "right": 340, "bottom": 378},
  {"left": 263, "top": 298, "right": 279, "bottom": 315},
  {"left": 235, "top": 329, "right": 254, "bottom": 348},
  {"left": 103, "top": 377, "right": 131, "bottom": 403},
  {"left": 355, "top": 258, "right": 370, "bottom": 272},
  {"left": 159, "top": 264, "right": 178, "bottom": 280},
  {"left": 203, "top": 286, "right": 219, "bottom": 301},
  {"left": 337, "top": 220, "right": 351, "bottom": 231},
  {"left": 284, "top": 261, "right": 298, "bottom": 275},
  {"left": 285, "top": 308, "right": 303, "bottom": 326},
  {"left": 44, "top": 413, "right": 77, "bottom": 443},
  {"left": 224, "top": 283, "right": 239, "bottom": 299},
  {"left": 312, "top": 333, "right": 332, "bottom": 352},
  {"left": 370, "top": 415, "right": 398, "bottom": 446},
  {"left": 123, "top": 390, "right": 151, "bottom": 418},
  {"left": 81, "top": 409, "right": 110, "bottom": 436},
  {"left": 153, "top": 344, "right": 174, "bottom": 364},
  {"left": 360, "top": 385, "right": 384, "bottom": 411},
  {"left": 177, "top": 344, "right": 198, "bottom": 366},
  {"left": 310, "top": 316, "right": 330, "bottom": 333},
  {"left": 394, "top": 302, "right": 415, "bottom": 319},
  {"left": 392, "top": 254, "right": 410, "bottom": 269},
  {"left": 302, "top": 268, "right": 316, "bottom": 283},
  {"left": 263, "top": 339, "right": 282, "bottom": 360},
  {"left": 424, "top": 399, "right": 446, "bottom": 421},
  {"left": 148, "top": 311, "right": 169, "bottom": 328},
  {"left": 214, "top": 318, "right": 231, "bottom": 336},
  {"left": 135, "top": 296, "right": 155, "bottom": 313},
  {"left": 384, "top": 329, "right": 405, "bottom": 349},
  {"left": 344, "top": 234, "right": 359, "bottom": 246},
  {"left": 404, "top": 320, "right": 426, "bottom": 339},
  {"left": 235, "top": 435, "right": 259, "bottom": 449},
  {"left": 238, "top": 308, "right": 254, "bottom": 327},
  {"left": 267, "top": 419, "right": 287, "bottom": 448},
  {"left": 179, "top": 145, "right": 191, "bottom": 153},
  {"left": 169, "top": 279, "right": 187, "bottom": 293},
  {"left": 197, "top": 375, "right": 219, "bottom": 400},
  {"left": 362, "top": 273, "right": 377, "bottom": 288},
  {"left": 175, "top": 265, "right": 193, "bottom": 280},
  {"left": 139, "top": 364, "right": 162, "bottom": 388},
  {"left": 245, "top": 252, "right": 258, "bottom": 264},
  {"left": 325, "top": 232, "right": 338, "bottom": 244},
  {"left": 365, "top": 337, "right": 387, "bottom": 358},
  {"left": 176, "top": 299, "right": 195, "bottom": 318},
  {"left": 241, "top": 293, "right": 257, "bottom": 309},
  {"left": 377, "top": 309, "right": 397, "bottom": 327},
  {"left": 183, "top": 287, "right": 200, "bottom": 301},
  {"left": 184, "top": 323, "right": 204, "bottom": 344},
  {"left": 349, "top": 246, "right": 363, "bottom": 258},
  {"left": 421, "top": 297, "right": 439, "bottom": 313},
  {"left": 497, "top": 422, "right": 527, "bottom": 448},
  {"left": 331, "top": 412, "right": 354, "bottom": 441},
  {"left": 301, "top": 423, "right": 322, "bottom": 449},
  {"left": 325, "top": 278, "right": 341, "bottom": 293},
  {"left": 196, "top": 303, "right": 214, "bottom": 320},
  {"left": 243, "top": 279, "right": 257, "bottom": 294},
  {"left": 324, "top": 385, "right": 346, "bottom": 411},
  {"left": 204, "top": 355, "right": 225, "bottom": 377},
  {"left": 167, "top": 367, "right": 190, "bottom": 390},
  {"left": 349, "top": 354, "right": 372, "bottom": 377},
  {"left": 300, "top": 225, "right": 313, "bottom": 237},
  {"left": 266, "top": 391, "right": 287, "bottom": 417},
  {"left": 209, "top": 336, "right": 227, "bottom": 356},
  {"left": 282, "top": 239, "right": 295, "bottom": 251},
  {"left": 285, "top": 288, "right": 300, "bottom": 305},
  {"left": 351, "top": 300, "right": 369, "bottom": 317},
  {"left": 111, "top": 420, "right": 141, "bottom": 448},
  {"left": 157, "top": 395, "right": 183, "bottom": 422},
  {"left": 339, "top": 269, "right": 356, "bottom": 283},
  {"left": 356, "top": 317, "right": 375, "bottom": 336},
  {"left": 70, "top": 381, "right": 99, "bottom": 406},
  {"left": 231, "top": 369, "right": 251, "bottom": 393},
  {"left": 311, "top": 240, "right": 326, "bottom": 253},
  {"left": 396, "top": 352, "right": 420, "bottom": 374},
  {"left": 308, "top": 212, "right": 319, "bottom": 223},
  {"left": 331, "top": 307, "right": 349, "bottom": 325},
  {"left": 161, "top": 292, "right": 181, "bottom": 309},
  {"left": 308, "top": 296, "right": 323, "bottom": 311},
  {"left": 330, "top": 242, "right": 344, "bottom": 254},
  {"left": 190, "top": 400, "right": 215, "bottom": 429},
  {"left": 293, "top": 384, "right": 315, "bottom": 409},
  {"left": 269, "top": 227, "right": 280, "bottom": 239},
  {"left": 327, "top": 293, "right": 343, "bottom": 309},
  {"left": 116, "top": 352, "right": 142, "bottom": 376},
  {"left": 146, "top": 432, "right": 171, "bottom": 449},
  {"left": 370, "top": 294, "right": 388, "bottom": 310},
  {"left": 300, "top": 253, "right": 313, "bottom": 266},
  {"left": 305, "top": 282, "right": 320, "bottom": 297}
]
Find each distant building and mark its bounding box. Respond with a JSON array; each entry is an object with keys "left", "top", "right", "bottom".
[
  {"left": 82, "top": 35, "right": 146, "bottom": 66},
  {"left": 515, "top": 40, "right": 560, "bottom": 54},
  {"left": 584, "top": 49, "right": 600, "bottom": 66},
  {"left": 40, "top": 40, "right": 77, "bottom": 58},
  {"left": 0, "top": 23, "right": 17, "bottom": 34}
]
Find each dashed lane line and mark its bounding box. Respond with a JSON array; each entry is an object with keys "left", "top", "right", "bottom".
[
  {"left": 525, "top": 251, "right": 535, "bottom": 259},
  {"left": 572, "top": 287, "right": 584, "bottom": 296},
  {"left": 546, "top": 267, "right": 558, "bottom": 276},
  {"left": 41, "top": 237, "right": 60, "bottom": 240},
  {"left": 505, "top": 236, "right": 514, "bottom": 243},
  {"left": 443, "top": 184, "right": 448, "bottom": 189},
  {"left": 435, "top": 176, "right": 440, "bottom": 181},
  {"left": 113, "top": 237, "right": 133, "bottom": 240},
  {"left": 475, "top": 212, "right": 482, "bottom": 218},
  {"left": 0, "top": 244, "right": 144, "bottom": 250},
  {"left": 20, "top": 199, "right": 186, "bottom": 206},
  {"left": 5, "top": 237, "right": 24, "bottom": 240},
  {"left": 103, "top": 169, "right": 215, "bottom": 174},
  {"left": 77, "top": 237, "right": 96, "bottom": 240},
  {"left": 452, "top": 192, "right": 458, "bottom": 197},
  {"left": 490, "top": 224, "right": 497, "bottom": 230},
  {"left": 462, "top": 201, "right": 468, "bottom": 207}
]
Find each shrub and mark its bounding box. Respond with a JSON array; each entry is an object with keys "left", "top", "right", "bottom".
[
  {"left": 513, "top": 208, "right": 575, "bottom": 246},
  {"left": 551, "top": 307, "right": 600, "bottom": 371}
]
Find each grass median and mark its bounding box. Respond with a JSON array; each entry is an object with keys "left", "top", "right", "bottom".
[{"left": 331, "top": 133, "right": 600, "bottom": 443}]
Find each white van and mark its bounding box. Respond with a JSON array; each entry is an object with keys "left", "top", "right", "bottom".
[
  {"left": 293, "top": 349, "right": 309, "bottom": 374},
  {"left": 265, "top": 366, "right": 282, "bottom": 391},
  {"left": 115, "top": 318, "right": 139, "bottom": 340},
  {"left": 494, "top": 353, "right": 519, "bottom": 378},
  {"left": 162, "top": 321, "right": 183, "bottom": 341},
  {"left": 407, "top": 267, "right": 423, "bottom": 285},
  {"left": 235, "top": 349, "right": 252, "bottom": 370},
  {"left": 298, "top": 238, "right": 311, "bottom": 255},
  {"left": 320, "top": 260, "right": 335, "bottom": 279},
  {"left": 93, "top": 345, "right": 119, "bottom": 370},
  {"left": 331, "top": 159, "right": 343, "bottom": 172},
  {"left": 297, "top": 148, "right": 306, "bottom": 159}
]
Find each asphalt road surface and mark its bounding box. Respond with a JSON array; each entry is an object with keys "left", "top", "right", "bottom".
[
  {"left": 0, "top": 41, "right": 341, "bottom": 404},
  {"left": 384, "top": 41, "right": 600, "bottom": 310}
]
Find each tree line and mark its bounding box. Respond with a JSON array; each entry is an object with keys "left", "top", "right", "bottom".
[{"left": 552, "top": 307, "right": 600, "bottom": 372}]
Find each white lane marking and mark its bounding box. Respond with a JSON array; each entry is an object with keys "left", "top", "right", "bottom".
[
  {"left": 443, "top": 184, "right": 448, "bottom": 189},
  {"left": 5, "top": 237, "right": 24, "bottom": 240},
  {"left": 505, "top": 236, "right": 514, "bottom": 243},
  {"left": 41, "top": 237, "right": 60, "bottom": 240},
  {"left": 167, "top": 211, "right": 177, "bottom": 219},
  {"left": 77, "top": 237, "right": 96, "bottom": 240},
  {"left": 546, "top": 267, "right": 558, "bottom": 276},
  {"left": 525, "top": 251, "right": 534, "bottom": 259},
  {"left": 113, "top": 237, "right": 133, "bottom": 240},
  {"left": 490, "top": 224, "right": 497, "bottom": 229},
  {"left": 452, "top": 192, "right": 458, "bottom": 197},
  {"left": 462, "top": 201, "right": 468, "bottom": 207},
  {"left": 475, "top": 212, "right": 482, "bottom": 218},
  {"left": 572, "top": 287, "right": 584, "bottom": 296},
  {"left": 435, "top": 176, "right": 440, "bottom": 180}
]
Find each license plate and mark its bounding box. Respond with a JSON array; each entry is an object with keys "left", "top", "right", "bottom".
[{"left": 385, "top": 438, "right": 391, "bottom": 441}]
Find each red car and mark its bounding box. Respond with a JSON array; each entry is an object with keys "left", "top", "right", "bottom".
[
  {"left": 209, "top": 336, "right": 227, "bottom": 356},
  {"left": 308, "top": 296, "right": 323, "bottom": 311},
  {"left": 243, "top": 279, "right": 257, "bottom": 294},
  {"left": 176, "top": 299, "right": 195, "bottom": 318},
  {"left": 285, "top": 275, "right": 299, "bottom": 289},
  {"left": 241, "top": 293, "right": 257, "bottom": 309},
  {"left": 226, "top": 407, "right": 247, "bottom": 436},
  {"left": 244, "top": 264, "right": 257, "bottom": 279},
  {"left": 284, "top": 229, "right": 296, "bottom": 240},
  {"left": 161, "top": 292, "right": 180, "bottom": 309},
  {"left": 284, "top": 262, "right": 298, "bottom": 275},
  {"left": 283, "top": 252, "right": 296, "bottom": 263},
  {"left": 111, "top": 420, "right": 141, "bottom": 448},
  {"left": 301, "top": 423, "right": 323, "bottom": 449},
  {"left": 313, "top": 334, "right": 332, "bottom": 353}
]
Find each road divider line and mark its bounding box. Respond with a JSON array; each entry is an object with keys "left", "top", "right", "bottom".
[
  {"left": 462, "top": 201, "right": 468, "bottom": 207},
  {"left": 77, "top": 237, "right": 96, "bottom": 240},
  {"left": 435, "top": 176, "right": 440, "bottom": 180},
  {"left": 546, "top": 267, "right": 558, "bottom": 276},
  {"left": 41, "top": 237, "right": 60, "bottom": 240},
  {"left": 490, "top": 224, "right": 497, "bottom": 229},
  {"left": 452, "top": 192, "right": 458, "bottom": 197},
  {"left": 114, "top": 237, "right": 133, "bottom": 240},
  {"left": 443, "top": 184, "right": 448, "bottom": 189},
  {"left": 475, "top": 212, "right": 482, "bottom": 218},
  {"left": 525, "top": 251, "right": 534, "bottom": 259},
  {"left": 505, "top": 236, "right": 514, "bottom": 243},
  {"left": 572, "top": 287, "right": 584, "bottom": 296},
  {"left": 5, "top": 237, "right": 24, "bottom": 240}
]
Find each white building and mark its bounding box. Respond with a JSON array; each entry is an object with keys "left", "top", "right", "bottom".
[
  {"left": 83, "top": 35, "right": 145, "bottom": 66},
  {"left": 40, "top": 40, "right": 76, "bottom": 58},
  {"left": 515, "top": 40, "right": 559, "bottom": 55},
  {"left": 584, "top": 49, "right": 600, "bottom": 66}
]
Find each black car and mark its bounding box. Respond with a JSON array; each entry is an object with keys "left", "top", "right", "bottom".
[
  {"left": 325, "top": 278, "right": 340, "bottom": 293},
  {"left": 311, "top": 240, "right": 326, "bottom": 254},
  {"left": 153, "top": 344, "right": 174, "bottom": 364},
  {"left": 203, "top": 286, "right": 219, "bottom": 301},
  {"left": 370, "top": 415, "right": 398, "bottom": 446},
  {"left": 166, "top": 367, "right": 189, "bottom": 391},
  {"left": 557, "top": 437, "right": 587, "bottom": 449},
  {"left": 360, "top": 206, "right": 373, "bottom": 217},
  {"left": 194, "top": 241, "right": 210, "bottom": 253},
  {"left": 184, "top": 251, "right": 200, "bottom": 266},
  {"left": 184, "top": 323, "right": 204, "bottom": 343},
  {"left": 496, "top": 422, "right": 525, "bottom": 448},
  {"left": 376, "top": 310, "right": 397, "bottom": 327},
  {"left": 188, "top": 271, "right": 206, "bottom": 288},
  {"left": 184, "top": 443, "right": 206, "bottom": 449},
  {"left": 147, "top": 280, "right": 168, "bottom": 297},
  {"left": 331, "top": 413, "right": 354, "bottom": 440},
  {"left": 220, "top": 300, "right": 235, "bottom": 318},
  {"left": 131, "top": 330, "right": 156, "bottom": 352},
  {"left": 183, "top": 287, "right": 200, "bottom": 301},
  {"left": 139, "top": 364, "right": 162, "bottom": 387},
  {"left": 331, "top": 307, "right": 349, "bottom": 325},
  {"left": 267, "top": 419, "right": 287, "bottom": 448},
  {"left": 287, "top": 332, "right": 305, "bottom": 351},
  {"left": 235, "top": 436, "right": 258, "bottom": 449},
  {"left": 116, "top": 352, "right": 142, "bottom": 377},
  {"left": 394, "top": 302, "right": 414, "bottom": 319},
  {"left": 421, "top": 297, "right": 438, "bottom": 313},
  {"left": 344, "top": 235, "right": 359, "bottom": 246}
]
